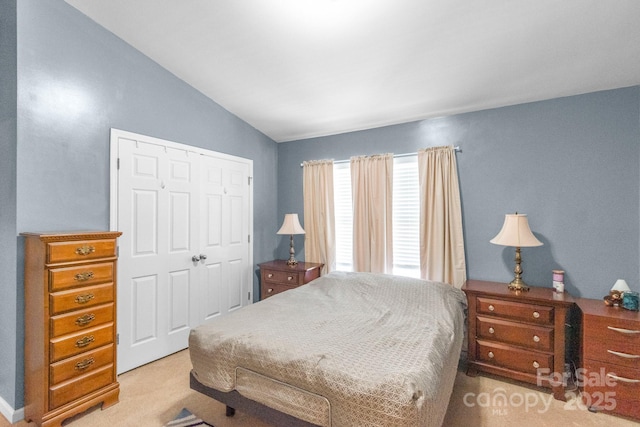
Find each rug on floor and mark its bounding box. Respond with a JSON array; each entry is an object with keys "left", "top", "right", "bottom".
[{"left": 165, "top": 408, "right": 214, "bottom": 427}]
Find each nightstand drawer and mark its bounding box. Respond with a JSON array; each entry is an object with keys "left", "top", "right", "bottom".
[
  {"left": 477, "top": 315, "right": 553, "bottom": 351},
  {"left": 263, "top": 270, "right": 301, "bottom": 286},
  {"left": 583, "top": 314, "right": 640, "bottom": 349},
  {"left": 261, "top": 283, "right": 294, "bottom": 298},
  {"left": 477, "top": 340, "right": 553, "bottom": 374},
  {"left": 582, "top": 359, "right": 640, "bottom": 420},
  {"left": 477, "top": 297, "right": 554, "bottom": 325},
  {"left": 47, "top": 239, "right": 117, "bottom": 264}
]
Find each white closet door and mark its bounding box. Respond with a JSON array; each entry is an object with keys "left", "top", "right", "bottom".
[
  {"left": 199, "top": 154, "right": 251, "bottom": 323},
  {"left": 111, "top": 129, "right": 252, "bottom": 374}
]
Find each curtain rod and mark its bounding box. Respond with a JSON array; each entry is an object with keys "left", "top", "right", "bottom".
[{"left": 300, "top": 145, "right": 461, "bottom": 167}]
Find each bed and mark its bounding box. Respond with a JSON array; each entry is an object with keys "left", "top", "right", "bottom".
[{"left": 189, "top": 271, "right": 467, "bottom": 427}]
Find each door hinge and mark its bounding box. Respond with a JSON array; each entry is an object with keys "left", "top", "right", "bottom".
[
  {"left": 248, "top": 235, "right": 251, "bottom": 243},
  {"left": 117, "top": 158, "right": 120, "bottom": 169},
  {"left": 116, "top": 333, "right": 119, "bottom": 345},
  {"left": 248, "top": 176, "right": 252, "bottom": 185},
  {"left": 248, "top": 292, "right": 251, "bottom": 300}
]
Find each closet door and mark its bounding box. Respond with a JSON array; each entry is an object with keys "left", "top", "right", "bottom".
[
  {"left": 199, "top": 154, "right": 251, "bottom": 323},
  {"left": 111, "top": 130, "right": 252, "bottom": 374}
]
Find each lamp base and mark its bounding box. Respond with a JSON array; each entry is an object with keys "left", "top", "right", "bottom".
[
  {"left": 508, "top": 278, "right": 529, "bottom": 292},
  {"left": 286, "top": 234, "right": 298, "bottom": 266}
]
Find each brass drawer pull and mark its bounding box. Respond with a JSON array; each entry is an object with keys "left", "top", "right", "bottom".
[
  {"left": 607, "top": 349, "right": 640, "bottom": 359},
  {"left": 488, "top": 327, "right": 495, "bottom": 334},
  {"left": 267, "top": 273, "right": 273, "bottom": 278},
  {"left": 75, "top": 293, "right": 95, "bottom": 304},
  {"left": 532, "top": 311, "right": 540, "bottom": 319},
  {"left": 74, "top": 272, "right": 94, "bottom": 282},
  {"left": 607, "top": 326, "right": 640, "bottom": 334},
  {"left": 533, "top": 335, "right": 540, "bottom": 343},
  {"left": 75, "top": 245, "right": 95, "bottom": 256},
  {"left": 533, "top": 361, "right": 540, "bottom": 368},
  {"left": 75, "top": 335, "right": 95, "bottom": 348},
  {"left": 267, "top": 288, "right": 273, "bottom": 293},
  {"left": 74, "top": 358, "right": 95, "bottom": 371},
  {"left": 75, "top": 313, "right": 96, "bottom": 327},
  {"left": 606, "top": 373, "right": 640, "bottom": 384},
  {"left": 287, "top": 276, "right": 293, "bottom": 281},
  {"left": 488, "top": 305, "right": 495, "bottom": 312},
  {"left": 488, "top": 351, "right": 494, "bottom": 359}
]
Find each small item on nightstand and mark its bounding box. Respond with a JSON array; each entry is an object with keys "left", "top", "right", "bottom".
[
  {"left": 604, "top": 279, "right": 631, "bottom": 307},
  {"left": 603, "top": 290, "right": 623, "bottom": 307},
  {"left": 552, "top": 270, "right": 564, "bottom": 293},
  {"left": 622, "top": 291, "right": 639, "bottom": 311}
]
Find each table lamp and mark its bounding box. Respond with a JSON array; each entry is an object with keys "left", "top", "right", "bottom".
[
  {"left": 490, "top": 213, "right": 543, "bottom": 291},
  {"left": 277, "top": 213, "right": 306, "bottom": 266}
]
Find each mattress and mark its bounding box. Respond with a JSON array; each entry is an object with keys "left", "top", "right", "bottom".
[{"left": 189, "top": 271, "right": 467, "bottom": 427}]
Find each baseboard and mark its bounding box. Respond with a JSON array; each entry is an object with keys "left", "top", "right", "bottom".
[{"left": 0, "top": 395, "right": 24, "bottom": 424}]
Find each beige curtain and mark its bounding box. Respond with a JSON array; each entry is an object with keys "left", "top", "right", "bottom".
[
  {"left": 303, "top": 160, "right": 336, "bottom": 274},
  {"left": 350, "top": 154, "right": 393, "bottom": 273},
  {"left": 418, "top": 146, "right": 466, "bottom": 288}
]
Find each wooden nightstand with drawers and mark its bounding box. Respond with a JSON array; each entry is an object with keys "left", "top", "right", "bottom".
[
  {"left": 22, "top": 231, "right": 122, "bottom": 427},
  {"left": 258, "top": 260, "right": 323, "bottom": 300},
  {"left": 462, "top": 279, "right": 576, "bottom": 401},
  {"left": 576, "top": 298, "right": 640, "bottom": 421}
]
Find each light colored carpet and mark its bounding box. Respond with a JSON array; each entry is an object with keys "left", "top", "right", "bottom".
[{"left": 2, "top": 349, "right": 637, "bottom": 427}]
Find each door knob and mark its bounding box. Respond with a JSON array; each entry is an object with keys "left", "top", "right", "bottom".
[
  {"left": 192, "top": 255, "right": 201, "bottom": 262},
  {"left": 199, "top": 254, "right": 207, "bottom": 260}
]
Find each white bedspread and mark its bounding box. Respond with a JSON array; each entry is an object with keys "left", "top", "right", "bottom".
[{"left": 189, "top": 271, "right": 467, "bottom": 427}]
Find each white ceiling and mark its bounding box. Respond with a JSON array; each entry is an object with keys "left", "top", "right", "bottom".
[{"left": 65, "top": 0, "right": 640, "bottom": 142}]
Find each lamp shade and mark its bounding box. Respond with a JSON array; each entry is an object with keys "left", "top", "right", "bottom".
[
  {"left": 490, "top": 213, "right": 542, "bottom": 248},
  {"left": 277, "top": 213, "right": 306, "bottom": 235},
  {"left": 611, "top": 279, "right": 631, "bottom": 293}
]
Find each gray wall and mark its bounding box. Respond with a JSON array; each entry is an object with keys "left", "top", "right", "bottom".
[
  {"left": 1, "top": 0, "right": 279, "bottom": 410},
  {"left": 278, "top": 87, "right": 640, "bottom": 300},
  {"left": 0, "top": 0, "right": 18, "bottom": 409}
]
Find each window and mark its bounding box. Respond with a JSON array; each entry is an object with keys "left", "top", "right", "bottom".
[{"left": 333, "top": 155, "right": 420, "bottom": 277}]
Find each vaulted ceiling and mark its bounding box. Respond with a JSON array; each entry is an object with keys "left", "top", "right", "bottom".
[{"left": 65, "top": 0, "right": 640, "bottom": 142}]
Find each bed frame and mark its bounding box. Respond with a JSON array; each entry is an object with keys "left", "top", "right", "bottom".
[{"left": 189, "top": 370, "right": 321, "bottom": 427}]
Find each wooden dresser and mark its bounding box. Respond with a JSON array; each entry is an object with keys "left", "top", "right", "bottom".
[
  {"left": 463, "top": 279, "right": 576, "bottom": 400},
  {"left": 22, "top": 231, "right": 122, "bottom": 427},
  {"left": 577, "top": 298, "right": 640, "bottom": 421},
  {"left": 258, "top": 260, "right": 323, "bottom": 300}
]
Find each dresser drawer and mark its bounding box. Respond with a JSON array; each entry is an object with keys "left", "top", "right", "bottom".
[
  {"left": 477, "top": 297, "right": 554, "bottom": 325},
  {"left": 50, "top": 283, "right": 114, "bottom": 315},
  {"left": 49, "top": 365, "right": 114, "bottom": 410},
  {"left": 49, "top": 262, "right": 114, "bottom": 292},
  {"left": 50, "top": 344, "right": 114, "bottom": 385},
  {"left": 263, "top": 270, "right": 301, "bottom": 286},
  {"left": 50, "top": 303, "right": 114, "bottom": 337},
  {"left": 477, "top": 315, "right": 553, "bottom": 351},
  {"left": 50, "top": 323, "right": 114, "bottom": 363},
  {"left": 582, "top": 359, "right": 640, "bottom": 420},
  {"left": 47, "top": 239, "right": 117, "bottom": 264},
  {"left": 477, "top": 340, "right": 553, "bottom": 375}
]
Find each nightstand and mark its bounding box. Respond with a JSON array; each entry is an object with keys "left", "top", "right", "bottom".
[
  {"left": 576, "top": 298, "right": 640, "bottom": 421},
  {"left": 258, "top": 260, "right": 323, "bottom": 300},
  {"left": 462, "top": 279, "right": 576, "bottom": 401}
]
